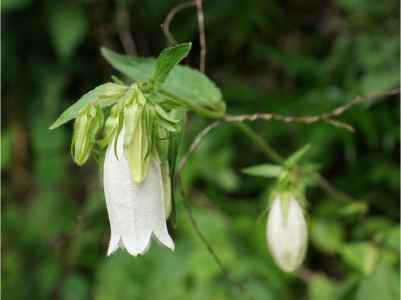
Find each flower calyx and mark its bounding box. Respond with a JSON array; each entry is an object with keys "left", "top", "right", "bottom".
[{"left": 96, "top": 82, "right": 183, "bottom": 184}]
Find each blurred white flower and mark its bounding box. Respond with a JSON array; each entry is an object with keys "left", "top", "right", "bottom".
[
  {"left": 103, "top": 126, "right": 174, "bottom": 256},
  {"left": 266, "top": 195, "right": 307, "bottom": 272}
]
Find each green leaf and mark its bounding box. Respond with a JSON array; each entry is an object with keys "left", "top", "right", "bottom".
[
  {"left": 309, "top": 274, "right": 335, "bottom": 300},
  {"left": 310, "top": 218, "right": 344, "bottom": 254},
  {"left": 284, "top": 143, "right": 311, "bottom": 169},
  {"left": 101, "top": 47, "right": 226, "bottom": 112},
  {"left": 355, "top": 260, "right": 400, "bottom": 300},
  {"left": 149, "top": 43, "right": 192, "bottom": 92},
  {"left": 340, "top": 242, "right": 380, "bottom": 275},
  {"left": 338, "top": 201, "right": 369, "bottom": 216},
  {"left": 242, "top": 164, "right": 283, "bottom": 178},
  {"left": 50, "top": 83, "right": 124, "bottom": 130},
  {"left": 48, "top": 2, "right": 89, "bottom": 60}
]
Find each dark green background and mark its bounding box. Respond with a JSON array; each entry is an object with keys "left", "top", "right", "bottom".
[{"left": 2, "top": 0, "right": 400, "bottom": 299}]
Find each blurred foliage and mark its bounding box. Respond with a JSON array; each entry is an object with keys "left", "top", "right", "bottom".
[{"left": 2, "top": 0, "right": 399, "bottom": 299}]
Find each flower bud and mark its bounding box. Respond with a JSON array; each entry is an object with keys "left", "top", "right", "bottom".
[
  {"left": 72, "top": 103, "right": 103, "bottom": 165},
  {"left": 266, "top": 195, "right": 308, "bottom": 272}
]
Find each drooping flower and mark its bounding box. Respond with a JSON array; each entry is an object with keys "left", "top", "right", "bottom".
[
  {"left": 103, "top": 125, "right": 174, "bottom": 256},
  {"left": 266, "top": 194, "right": 308, "bottom": 272}
]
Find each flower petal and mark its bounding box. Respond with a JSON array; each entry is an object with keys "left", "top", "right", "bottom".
[
  {"left": 266, "top": 196, "right": 308, "bottom": 272},
  {"left": 104, "top": 126, "right": 137, "bottom": 256},
  {"left": 127, "top": 155, "right": 174, "bottom": 253},
  {"left": 103, "top": 126, "right": 174, "bottom": 256}
]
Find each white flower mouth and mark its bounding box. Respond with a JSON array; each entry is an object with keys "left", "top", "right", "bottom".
[{"left": 103, "top": 126, "right": 174, "bottom": 256}]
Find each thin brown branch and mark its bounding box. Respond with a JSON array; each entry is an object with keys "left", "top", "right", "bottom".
[
  {"left": 113, "top": 0, "right": 137, "bottom": 55},
  {"left": 195, "top": 0, "right": 207, "bottom": 73},
  {"left": 163, "top": 1, "right": 196, "bottom": 46},
  {"left": 322, "top": 88, "right": 400, "bottom": 118},
  {"left": 223, "top": 88, "right": 400, "bottom": 132},
  {"left": 224, "top": 113, "right": 355, "bottom": 132},
  {"left": 177, "top": 121, "right": 256, "bottom": 300}
]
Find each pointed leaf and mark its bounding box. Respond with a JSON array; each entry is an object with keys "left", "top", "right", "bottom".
[
  {"left": 101, "top": 47, "right": 226, "bottom": 112},
  {"left": 242, "top": 164, "right": 283, "bottom": 178},
  {"left": 50, "top": 83, "right": 125, "bottom": 129},
  {"left": 285, "top": 144, "right": 312, "bottom": 169},
  {"left": 149, "top": 43, "right": 192, "bottom": 92}
]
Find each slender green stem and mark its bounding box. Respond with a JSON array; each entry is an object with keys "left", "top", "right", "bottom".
[
  {"left": 159, "top": 88, "right": 224, "bottom": 119},
  {"left": 231, "top": 121, "right": 284, "bottom": 164},
  {"left": 162, "top": 89, "right": 362, "bottom": 205}
]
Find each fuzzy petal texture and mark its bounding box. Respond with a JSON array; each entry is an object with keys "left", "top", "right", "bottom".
[
  {"left": 103, "top": 126, "right": 175, "bottom": 256},
  {"left": 266, "top": 196, "right": 308, "bottom": 272}
]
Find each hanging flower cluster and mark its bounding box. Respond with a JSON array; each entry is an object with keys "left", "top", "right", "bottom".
[{"left": 70, "top": 82, "right": 184, "bottom": 256}]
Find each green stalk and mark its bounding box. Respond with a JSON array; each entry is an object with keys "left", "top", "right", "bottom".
[
  {"left": 231, "top": 121, "right": 284, "bottom": 164},
  {"left": 162, "top": 89, "right": 359, "bottom": 205}
]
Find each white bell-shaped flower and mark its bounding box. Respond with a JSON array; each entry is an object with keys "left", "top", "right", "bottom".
[
  {"left": 266, "top": 195, "right": 307, "bottom": 272},
  {"left": 103, "top": 126, "right": 174, "bottom": 256}
]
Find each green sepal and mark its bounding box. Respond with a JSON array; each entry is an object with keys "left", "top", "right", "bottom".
[
  {"left": 154, "top": 104, "right": 180, "bottom": 123},
  {"left": 155, "top": 118, "right": 180, "bottom": 132},
  {"left": 242, "top": 164, "right": 283, "bottom": 178},
  {"left": 122, "top": 88, "right": 141, "bottom": 156},
  {"left": 155, "top": 126, "right": 169, "bottom": 162},
  {"left": 113, "top": 110, "right": 125, "bottom": 161},
  {"left": 148, "top": 95, "right": 186, "bottom": 110},
  {"left": 127, "top": 113, "right": 149, "bottom": 183},
  {"left": 284, "top": 143, "right": 311, "bottom": 169},
  {"left": 161, "top": 161, "right": 172, "bottom": 220},
  {"left": 167, "top": 109, "right": 186, "bottom": 228},
  {"left": 167, "top": 110, "right": 186, "bottom": 176},
  {"left": 151, "top": 143, "right": 161, "bottom": 164},
  {"left": 144, "top": 103, "right": 156, "bottom": 160},
  {"left": 96, "top": 101, "right": 124, "bottom": 149},
  {"left": 169, "top": 181, "right": 177, "bottom": 228},
  {"left": 154, "top": 125, "right": 170, "bottom": 218},
  {"left": 97, "top": 147, "right": 107, "bottom": 172},
  {"left": 149, "top": 43, "right": 192, "bottom": 92}
]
